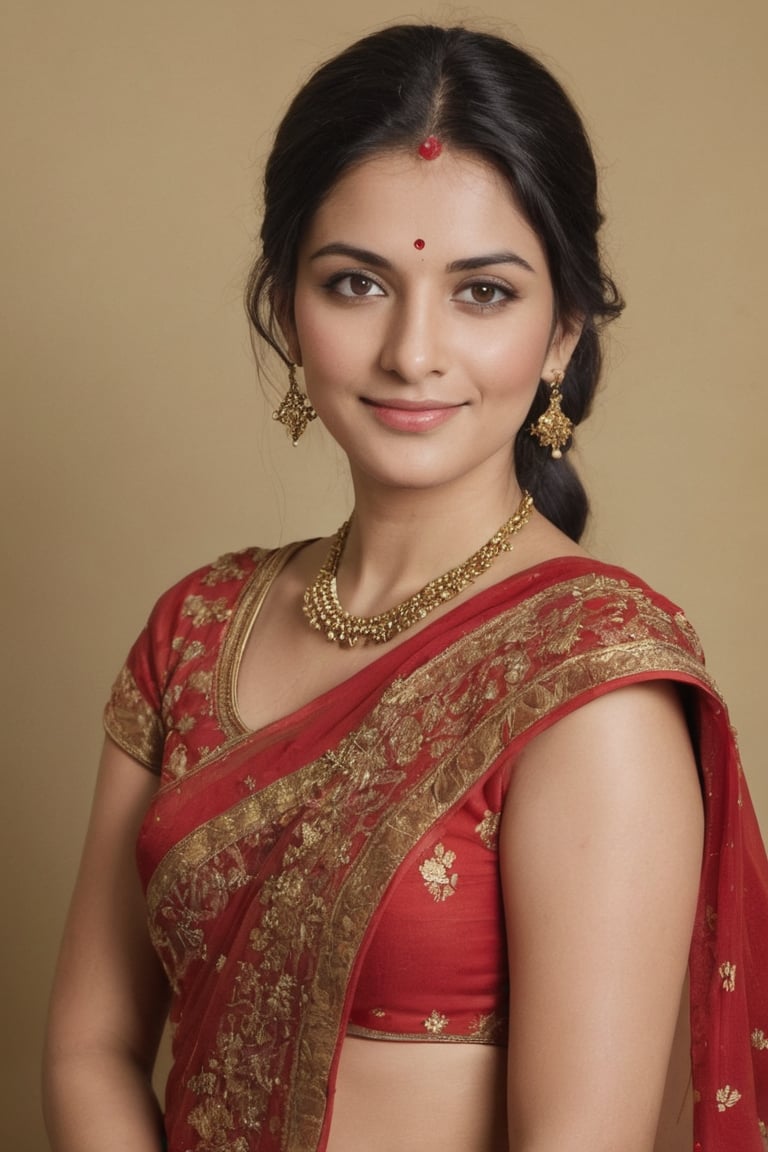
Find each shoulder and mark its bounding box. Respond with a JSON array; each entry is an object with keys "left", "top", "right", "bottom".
[
  {"left": 145, "top": 546, "right": 279, "bottom": 632},
  {"left": 484, "top": 554, "right": 725, "bottom": 756},
  {"left": 517, "top": 554, "right": 708, "bottom": 670},
  {"left": 137, "top": 543, "right": 305, "bottom": 665},
  {"left": 103, "top": 544, "right": 296, "bottom": 769}
]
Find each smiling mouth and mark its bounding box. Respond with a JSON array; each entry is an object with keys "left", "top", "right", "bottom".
[
  {"left": 361, "top": 397, "right": 463, "bottom": 410},
  {"left": 361, "top": 397, "right": 464, "bottom": 432}
]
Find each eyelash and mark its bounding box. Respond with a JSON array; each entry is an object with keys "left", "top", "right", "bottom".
[
  {"left": 323, "top": 271, "right": 386, "bottom": 299},
  {"left": 455, "top": 280, "right": 519, "bottom": 311},
  {"left": 322, "top": 271, "right": 519, "bottom": 311}
]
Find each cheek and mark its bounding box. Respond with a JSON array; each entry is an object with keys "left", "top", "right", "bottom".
[
  {"left": 292, "top": 295, "right": 355, "bottom": 377},
  {"left": 473, "top": 319, "right": 553, "bottom": 386}
]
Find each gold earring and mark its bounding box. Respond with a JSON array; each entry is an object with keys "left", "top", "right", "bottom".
[
  {"left": 528, "top": 371, "right": 573, "bottom": 459},
  {"left": 272, "top": 363, "right": 317, "bottom": 445}
]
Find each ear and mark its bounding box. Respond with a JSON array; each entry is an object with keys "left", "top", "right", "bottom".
[{"left": 546, "top": 314, "right": 584, "bottom": 377}]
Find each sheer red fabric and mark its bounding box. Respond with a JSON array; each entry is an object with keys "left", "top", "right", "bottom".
[{"left": 104, "top": 548, "right": 768, "bottom": 1151}]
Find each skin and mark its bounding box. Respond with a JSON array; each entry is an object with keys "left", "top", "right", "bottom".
[{"left": 44, "top": 150, "right": 703, "bottom": 1152}]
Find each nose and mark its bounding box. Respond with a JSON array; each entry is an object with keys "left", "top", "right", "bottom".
[{"left": 378, "top": 294, "right": 447, "bottom": 385}]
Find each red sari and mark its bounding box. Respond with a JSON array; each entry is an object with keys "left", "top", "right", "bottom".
[{"left": 104, "top": 547, "right": 768, "bottom": 1152}]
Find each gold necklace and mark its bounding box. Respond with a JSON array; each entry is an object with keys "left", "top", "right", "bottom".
[{"left": 302, "top": 491, "right": 534, "bottom": 647}]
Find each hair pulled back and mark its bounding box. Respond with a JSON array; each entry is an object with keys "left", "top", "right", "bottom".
[{"left": 246, "top": 24, "right": 624, "bottom": 542}]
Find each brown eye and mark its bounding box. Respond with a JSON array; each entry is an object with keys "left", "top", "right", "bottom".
[
  {"left": 471, "top": 284, "right": 496, "bottom": 303},
  {"left": 329, "top": 273, "right": 385, "bottom": 298},
  {"left": 455, "top": 281, "right": 514, "bottom": 308},
  {"left": 349, "top": 274, "right": 376, "bottom": 296}
]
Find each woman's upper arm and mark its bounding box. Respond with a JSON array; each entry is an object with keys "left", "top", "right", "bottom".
[
  {"left": 500, "top": 681, "right": 703, "bottom": 1152},
  {"left": 45, "top": 736, "right": 169, "bottom": 1071}
]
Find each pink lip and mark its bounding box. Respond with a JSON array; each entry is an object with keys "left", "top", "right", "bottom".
[{"left": 362, "top": 398, "right": 463, "bottom": 432}]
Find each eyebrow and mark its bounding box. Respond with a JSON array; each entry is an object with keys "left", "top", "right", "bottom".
[{"left": 309, "top": 243, "right": 536, "bottom": 275}]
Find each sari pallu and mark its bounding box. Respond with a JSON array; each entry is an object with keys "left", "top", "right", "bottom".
[{"left": 105, "top": 551, "right": 768, "bottom": 1152}]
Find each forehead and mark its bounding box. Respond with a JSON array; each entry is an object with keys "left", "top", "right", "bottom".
[{"left": 301, "top": 149, "right": 544, "bottom": 258}]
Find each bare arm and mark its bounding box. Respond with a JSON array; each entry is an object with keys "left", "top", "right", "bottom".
[
  {"left": 501, "top": 682, "right": 703, "bottom": 1152},
  {"left": 43, "top": 737, "right": 170, "bottom": 1152}
]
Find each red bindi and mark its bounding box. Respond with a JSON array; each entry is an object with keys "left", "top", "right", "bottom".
[
  {"left": 413, "top": 238, "right": 425, "bottom": 250},
  {"left": 417, "top": 135, "right": 442, "bottom": 160}
]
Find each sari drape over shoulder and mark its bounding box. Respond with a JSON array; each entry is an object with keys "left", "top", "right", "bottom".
[{"left": 104, "top": 548, "right": 768, "bottom": 1152}]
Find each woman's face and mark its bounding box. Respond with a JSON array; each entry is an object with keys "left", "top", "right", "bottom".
[{"left": 288, "top": 149, "right": 578, "bottom": 497}]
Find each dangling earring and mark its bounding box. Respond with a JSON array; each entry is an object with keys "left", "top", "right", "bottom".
[
  {"left": 272, "top": 363, "right": 317, "bottom": 445},
  {"left": 529, "top": 370, "right": 573, "bottom": 459}
]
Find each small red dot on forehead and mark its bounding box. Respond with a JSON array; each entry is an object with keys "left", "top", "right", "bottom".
[
  {"left": 417, "top": 135, "right": 442, "bottom": 160},
  {"left": 413, "top": 238, "right": 425, "bottom": 250}
]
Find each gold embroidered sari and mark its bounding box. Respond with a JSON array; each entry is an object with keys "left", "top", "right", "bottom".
[{"left": 104, "top": 549, "right": 768, "bottom": 1151}]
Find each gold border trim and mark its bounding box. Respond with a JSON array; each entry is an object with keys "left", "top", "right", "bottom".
[
  {"left": 345, "top": 1023, "right": 504, "bottom": 1045},
  {"left": 215, "top": 541, "right": 307, "bottom": 739}
]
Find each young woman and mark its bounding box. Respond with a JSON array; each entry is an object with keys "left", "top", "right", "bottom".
[{"left": 43, "top": 24, "right": 768, "bottom": 1152}]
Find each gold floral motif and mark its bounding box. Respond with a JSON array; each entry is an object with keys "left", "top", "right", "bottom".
[
  {"left": 187, "top": 1094, "right": 234, "bottom": 1141},
  {"left": 389, "top": 714, "right": 424, "bottom": 764},
  {"left": 419, "top": 843, "right": 458, "bottom": 901},
  {"left": 370, "top": 1008, "right": 387, "bottom": 1018},
  {"left": 188, "top": 670, "right": 214, "bottom": 695},
  {"left": 475, "top": 809, "right": 501, "bottom": 851},
  {"left": 201, "top": 552, "right": 250, "bottom": 586},
  {"left": 171, "top": 637, "right": 207, "bottom": 663},
  {"left": 167, "top": 744, "right": 188, "bottom": 778},
  {"left": 469, "top": 1011, "right": 504, "bottom": 1043},
  {"left": 759, "top": 1118, "right": 767, "bottom": 1143},
  {"left": 423, "top": 1010, "right": 449, "bottom": 1035},
  {"left": 716, "top": 1085, "right": 742, "bottom": 1111},
  {"left": 162, "top": 684, "right": 184, "bottom": 718},
  {"left": 103, "top": 664, "right": 164, "bottom": 770},
  {"left": 182, "top": 594, "right": 232, "bottom": 628},
  {"left": 719, "top": 961, "right": 737, "bottom": 991},
  {"left": 752, "top": 1028, "right": 768, "bottom": 1051}
]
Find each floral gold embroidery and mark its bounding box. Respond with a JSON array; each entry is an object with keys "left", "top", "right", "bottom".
[
  {"left": 475, "top": 810, "right": 501, "bottom": 851},
  {"left": 419, "top": 843, "right": 458, "bottom": 901},
  {"left": 144, "top": 568, "right": 721, "bottom": 1152},
  {"left": 370, "top": 1008, "right": 386, "bottom": 1018},
  {"left": 103, "top": 664, "right": 163, "bottom": 770},
  {"left": 201, "top": 552, "right": 250, "bottom": 586},
  {"left": 182, "top": 594, "right": 232, "bottom": 627},
  {"left": 424, "top": 1010, "right": 448, "bottom": 1035},
  {"left": 674, "top": 611, "right": 705, "bottom": 660},
  {"left": 719, "top": 961, "right": 737, "bottom": 991},
  {"left": 187, "top": 1095, "right": 234, "bottom": 1143},
  {"left": 716, "top": 1085, "right": 742, "bottom": 1111},
  {"left": 389, "top": 714, "right": 424, "bottom": 764},
  {"left": 752, "top": 1028, "right": 768, "bottom": 1051},
  {"left": 469, "top": 1011, "right": 504, "bottom": 1043},
  {"left": 188, "top": 670, "right": 214, "bottom": 695},
  {"left": 166, "top": 744, "right": 188, "bottom": 779},
  {"left": 171, "top": 637, "right": 207, "bottom": 663}
]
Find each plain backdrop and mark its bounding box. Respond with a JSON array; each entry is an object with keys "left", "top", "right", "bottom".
[{"left": 1, "top": 2, "right": 766, "bottom": 1148}]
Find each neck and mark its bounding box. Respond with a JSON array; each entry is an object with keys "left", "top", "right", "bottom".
[{"left": 334, "top": 471, "right": 526, "bottom": 619}]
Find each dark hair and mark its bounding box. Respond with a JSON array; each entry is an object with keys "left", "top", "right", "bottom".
[{"left": 246, "top": 24, "right": 623, "bottom": 541}]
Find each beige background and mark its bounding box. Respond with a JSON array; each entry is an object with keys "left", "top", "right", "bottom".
[{"left": 2, "top": 1, "right": 766, "bottom": 1148}]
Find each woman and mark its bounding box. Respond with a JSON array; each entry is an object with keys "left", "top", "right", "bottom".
[{"left": 42, "top": 24, "right": 768, "bottom": 1152}]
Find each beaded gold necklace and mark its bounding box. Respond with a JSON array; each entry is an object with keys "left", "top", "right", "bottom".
[{"left": 302, "top": 491, "right": 534, "bottom": 647}]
